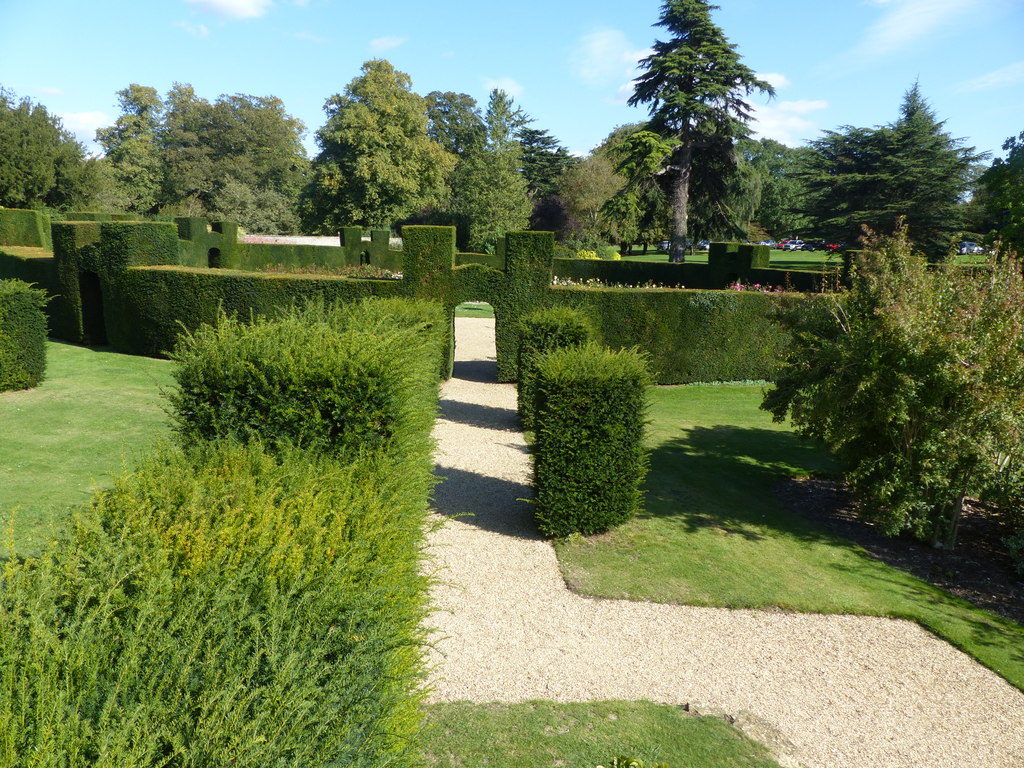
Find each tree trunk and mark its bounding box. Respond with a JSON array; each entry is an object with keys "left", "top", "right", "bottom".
[{"left": 669, "top": 143, "right": 693, "bottom": 263}]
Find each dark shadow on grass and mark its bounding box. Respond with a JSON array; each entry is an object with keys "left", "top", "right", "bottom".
[
  {"left": 431, "top": 465, "right": 541, "bottom": 540},
  {"left": 438, "top": 398, "right": 520, "bottom": 432},
  {"left": 644, "top": 424, "right": 839, "bottom": 543}
]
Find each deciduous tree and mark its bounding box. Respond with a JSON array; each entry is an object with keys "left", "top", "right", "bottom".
[
  {"left": 301, "top": 60, "right": 455, "bottom": 231},
  {"left": 979, "top": 131, "right": 1024, "bottom": 253}
]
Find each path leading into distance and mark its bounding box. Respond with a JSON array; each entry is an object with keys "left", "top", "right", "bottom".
[{"left": 424, "top": 316, "right": 1024, "bottom": 768}]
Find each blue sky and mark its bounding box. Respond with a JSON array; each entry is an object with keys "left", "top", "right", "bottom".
[{"left": 1, "top": 0, "right": 1022, "bottom": 162}]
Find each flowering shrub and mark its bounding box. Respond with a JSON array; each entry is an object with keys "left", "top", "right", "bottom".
[
  {"left": 257, "top": 262, "right": 402, "bottom": 280},
  {"left": 729, "top": 281, "right": 783, "bottom": 293},
  {"left": 552, "top": 276, "right": 679, "bottom": 290},
  {"left": 596, "top": 758, "right": 668, "bottom": 768},
  {"left": 575, "top": 249, "right": 599, "bottom": 260}
]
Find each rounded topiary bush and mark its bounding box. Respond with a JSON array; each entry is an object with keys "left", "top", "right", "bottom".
[
  {"left": 168, "top": 298, "right": 445, "bottom": 458},
  {"left": 0, "top": 279, "right": 49, "bottom": 392},
  {"left": 516, "top": 305, "right": 593, "bottom": 431},
  {"left": 532, "top": 343, "right": 651, "bottom": 537}
]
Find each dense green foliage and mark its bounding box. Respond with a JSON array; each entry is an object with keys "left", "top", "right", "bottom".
[
  {"left": 0, "top": 440, "right": 433, "bottom": 766},
  {"left": 763, "top": 231, "right": 1024, "bottom": 547},
  {"left": 0, "top": 87, "right": 100, "bottom": 210},
  {"left": 979, "top": 131, "right": 1024, "bottom": 253},
  {"left": 550, "top": 286, "right": 795, "bottom": 384},
  {"left": 0, "top": 296, "right": 441, "bottom": 763},
  {"left": 168, "top": 299, "right": 445, "bottom": 455},
  {"left": 516, "top": 306, "right": 594, "bottom": 430},
  {"left": 302, "top": 60, "right": 456, "bottom": 231},
  {"left": 532, "top": 344, "right": 650, "bottom": 537},
  {"left": 627, "top": 1, "right": 773, "bottom": 260},
  {"left": 97, "top": 84, "right": 309, "bottom": 232},
  {"left": 0, "top": 279, "right": 48, "bottom": 390},
  {"left": 801, "top": 84, "right": 982, "bottom": 259},
  {"left": 450, "top": 90, "right": 533, "bottom": 253},
  {"left": 739, "top": 138, "right": 812, "bottom": 237},
  {"left": 0, "top": 208, "right": 52, "bottom": 249}
]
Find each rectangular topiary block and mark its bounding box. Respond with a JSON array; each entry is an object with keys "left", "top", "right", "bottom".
[
  {"left": 516, "top": 306, "right": 593, "bottom": 431},
  {"left": 0, "top": 209, "right": 51, "bottom": 250},
  {"left": 0, "top": 279, "right": 49, "bottom": 391},
  {"left": 532, "top": 343, "right": 650, "bottom": 537}
]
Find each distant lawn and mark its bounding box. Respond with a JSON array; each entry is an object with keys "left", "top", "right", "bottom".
[
  {"left": 0, "top": 341, "right": 173, "bottom": 557},
  {"left": 555, "top": 384, "right": 1024, "bottom": 691},
  {"left": 620, "top": 248, "right": 842, "bottom": 273},
  {"left": 455, "top": 301, "right": 494, "bottom": 318},
  {"left": 424, "top": 701, "right": 780, "bottom": 768}
]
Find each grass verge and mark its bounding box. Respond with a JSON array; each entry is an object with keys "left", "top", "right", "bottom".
[
  {"left": 0, "top": 341, "right": 173, "bottom": 556},
  {"left": 423, "top": 701, "right": 781, "bottom": 768},
  {"left": 555, "top": 384, "right": 1024, "bottom": 690}
]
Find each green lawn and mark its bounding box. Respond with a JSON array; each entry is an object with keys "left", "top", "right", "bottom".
[
  {"left": 424, "top": 701, "right": 780, "bottom": 768},
  {"left": 555, "top": 384, "right": 1024, "bottom": 690},
  {"left": 620, "top": 248, "right": 842, "bottom": 272},
  {"left": 0, "top": 341, "right": 174, "bottom": 557},
  {"left": 455, "top": 301, "right": 495, "bottom": 318}
]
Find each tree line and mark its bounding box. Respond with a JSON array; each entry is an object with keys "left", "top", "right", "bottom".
[{"left": 1, "top": 1, "right": 1022, "bottom": 260}]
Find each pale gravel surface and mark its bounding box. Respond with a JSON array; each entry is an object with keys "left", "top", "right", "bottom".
[{"left": 424, "top": 316, "right": 1024, "bottom": 768}]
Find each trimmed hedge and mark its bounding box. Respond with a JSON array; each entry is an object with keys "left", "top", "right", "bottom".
[
  {"left": 0, "top": 440, "right": 433, "bottom": 767},
  {"left": 516, "top": 306, "right": 593, "bottom": 431},
  {"left": 168, "top": 298, "right": 443, "bottom": 458},
  {"left": 0, "top": 279, "right": 48, "bottom": 391},
  {"left": 548, "top": 286, "right": 799, "bottom": 384},
  {"left": 0, "top": 208, "right": 51, "bottom": 250},
  {"left": 103, "top": 266, "right": 403, "bottom": 356},
  {"left": 532, "top": 343, "right": 651, "bottom": 537}
]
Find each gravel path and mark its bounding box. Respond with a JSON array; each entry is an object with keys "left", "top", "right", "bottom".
[{"left": 424, "top": 317, "right": 1024, "bottom": 768}]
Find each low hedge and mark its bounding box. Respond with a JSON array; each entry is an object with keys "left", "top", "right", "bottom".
[
  {"left": 0, "top": 279, "right": 49, "bottom": 391},
  {"left": 0, "top": 208, "right": 51, "bottom": 249},
  {"left": 0, "top": 440, "right": 432, "bottom": 767},
  {"left": 532, "top": 343, "right": 651, "bottom": 537},
  {"left": 548, "top": 286, "right": 799, "bottom": 384},
  {"left": 168, "top": 299, "right": 443, "bottom": 459},
  {"left": 516, "top": 306, "right": 593, "bottom": 431}
]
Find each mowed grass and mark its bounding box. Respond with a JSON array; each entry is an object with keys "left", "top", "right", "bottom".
[
  {"left": 555, "top": 384, "right": 1024, "bottom": 690},
  {"left": 620, "top": 248, "right": 842, "bottom": 273},
  {"left": 0, "top": 341, "right": 174, "bottom": 557},
  {"left": 424, "top": 701, "right": 780, "bottom": 768},
  {"left": 455, "top": 301, "right": 495, "bottom": 318}
]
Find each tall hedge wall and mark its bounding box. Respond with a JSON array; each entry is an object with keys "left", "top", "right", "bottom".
[
  {"left": 0, "top": 279, "right": 49, "bottom": 391},
  {"left": 548, "top": 286, "right": 799, "bottom": 384},
  {"left": 104, "top": 266, "right": 405, "bottom": 357},
  {"left": 0, "top": 209, "right": 51, "bottom": 250}
]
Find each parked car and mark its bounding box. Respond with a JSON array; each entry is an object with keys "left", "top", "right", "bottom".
[
  {"left": 758, "top": 239, "right": 776, "bottom": 247},
  {"left": 958, "top": 241, "right": 984, "bottom": 255},
  {"left": 782, "top": 240, "right": 805, "bottom": 251},
  {"left": 696, "top": 240, "right": 710, "bottom": 251},
  {"left": 801, "top": 240, "right": 827, "bottom": 251},
  {"left": 824, "top": 242, "right": 844, "bottom": 253},
  {"left": 658, "top": 240, "right": 670, "bottom": 251}
]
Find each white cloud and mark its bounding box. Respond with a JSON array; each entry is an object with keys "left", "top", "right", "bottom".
[
  {"left": 369, "top": 35, "right": 408, "bottom": 53},
  {"left": 483, "top": 77, "right": 524, "bottom": 99},
  {"left": 184, "top": 0, "right": 273, "bottom": 19},
  {"left": 175, "top": 20, "right": 210, "bottom": 37},
  {"left": 573, "top": 27, "right": 650, "bottom": 86},
  {"left": 58, "top": 111, "right": 111, "bottom": 152},
  {"left": 957, "top": 60, "right": 1024, "bottom": 92},
  {"left": 759, "top": 72, "right": 790, "bottom": 90},
  {"left": 854, "top": 0, "right": 986, "bottom": 57},
  {"left": 750, "top": 99, "right": 829, "bottom": 146}
]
